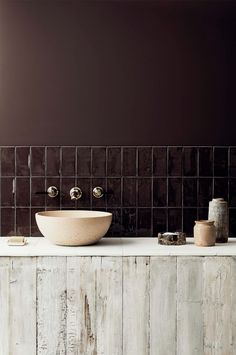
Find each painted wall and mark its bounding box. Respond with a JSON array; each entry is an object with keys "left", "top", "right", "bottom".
[{"left": 0, "top": 1, "right": 235, "bottom": 145}]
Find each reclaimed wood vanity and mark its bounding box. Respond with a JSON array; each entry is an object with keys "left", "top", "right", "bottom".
[{"left": 1, "top": 237, "right": 236, "bottom": 355}]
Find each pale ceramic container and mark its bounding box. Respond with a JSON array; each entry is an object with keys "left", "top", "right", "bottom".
[
  {"left": 208, "top": 198, "right": 229, "bottom": 243},
  {"left": 194, "top": 220, "right": 216, "bottom": 247}
]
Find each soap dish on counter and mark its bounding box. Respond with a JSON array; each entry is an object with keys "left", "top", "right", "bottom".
[{"left": 158, "top": 232, "right": 186, "bottom": 245}]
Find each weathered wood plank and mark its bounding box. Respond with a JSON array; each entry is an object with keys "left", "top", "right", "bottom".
[
  {"left": 203, "top": 257, "right": 233, "bottom": 355},
  {"left": 177, "top": 257, "right": 204, "bottom": 355},
  {"left": 123, "top": 256, "right": 150, "bottom": 355},
  {"left": 37, "top": 257, "right": 67, "bottom": 355},
  {"left": 0, "top": 257, "right": 10, "bottom": 355},
  {"left": 150, "top": 256, "right": 177, "bottom": 355}
]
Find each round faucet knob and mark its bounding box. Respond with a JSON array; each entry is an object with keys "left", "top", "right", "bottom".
[
  {"left": 70, "top": 187, "right": 82, "bottom": 200},
  {"left": 93, "top": 186, "right": 104, "bottom": 199}
]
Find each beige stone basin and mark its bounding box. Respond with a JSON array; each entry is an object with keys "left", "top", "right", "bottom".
[{"left": 35, "top": 210, "right": 112, "bottom": 246}]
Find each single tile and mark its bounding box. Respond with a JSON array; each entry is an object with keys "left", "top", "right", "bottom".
[
  {"left": 153, "top": 208, "right": 167, "bottom": 235},
  {"left": 229, "top": 209, "right": 236, "bottom": 237},
  {"left": 137, "top": 208, "right": 152, "bottom": 237},
  {"left": 46, "top": 147, "right": 61, "bottom": 176},
  {"left": 1, "top": 147, "right": 15, "bottom": 176},
  {"left": 168, "top": 208, "right": 182, "bottom": 232},
  {"left": 16, "top": 147, "right": 30, "bottom": 176},
  {"left": 168, "top": 147, "right": 182, "bottom": 176},
  {"left": 198, "top": 208, "right": 208, "bottom": 221},
  {"left": 92, "top": 147, "right": 106, "bottom": 176},
  {"left": 183, "top": 208, "right": 197, "bottom": 236},
  {"left": 183, "top": 178, "right": 197, "bottom": 207},
  {"left": 77, "top": 178, "right": 91, "bottom": 209},
  {"left": 107, "top": 148, "right": 121, "bottom": 177},
  {"left": 153, "top": 147, "right": 167, "bottom": 176},
  {"left": 107, "top": 208, "right": 121, "bottom": 237},
  {"left": 230, "top": 148, "right": 236, "bottom": 176},
  {"left": 107, "top": 178, "right": 121, "bottom": 207},
  {"left": 16, "top": 178, "right": 30, "bottom": 207},
  {"left": 137, "top": 178, "right": 152, "bottom": 207},
  {"left": 31, "top": 208, "right": 44, "bottom": 237},
  {"left": 168, "top": 178, "right": 182, "bottom": 207},
  {"left": 31, "top": 147, "right": 45, "bottom": 176},
  {"left": 91, "top": 178, "right": 106, "bottom": 208},
  {"left": 61, "top": 177, "right": 76, "bottom": 208},
  {"left": 1, "top": 208, "right": 15, "bottom": 236},
  {"left": 123, "top": 178, "right": 136, "bottom": 207},
  {"left": 45, "top": 178, "right": 60, "bottom": 208},
  {"left": 31, "top": 178, "right": 46, "bottom": 206},
  {"left": 16, "top": 208, "right": 30, "bottom": 236},
  {"left": 122, "top": 208, "right": 136, "bottom": 236},
  {"left": 198, "top": 178, "right": 213, "bottom": 207},
  {"left": 122, "top": 147, "right": 137, "bottom": 176},
  {"left": 214, "top": 178, "right": 228, "bottom": 201},
  {"left": 1, "top": 178, "right": 14, "bottom": 206},
  {"left": 214, "top": 147, "right": 228, "bottom": 177},
  {"left": 229, "top": 179, "right": 236, "bottom": 207},
  {"left": 153, "top": 178, "right": 167, "bottom": 207},
  {"left": 138, "top": 147, "right": 152, "bottom": 176},
  {"left": 199, "top": 147, "right": 213, "bottom": 176},
  {"left": 183, "top": 147, "right": 197, "bottom": 176},
  {"left": 77, "top": 147, "right": 91, "bottom": 176},
  {"left": 61, "top": 147, "right": 76, "bottom": 176}
]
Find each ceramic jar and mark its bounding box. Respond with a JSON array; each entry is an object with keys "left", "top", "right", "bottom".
[
  {"left": 208, "top": 198, "right": 229, "bottom": 243},
  {"left": 194, "top": 220, "right": 216, "bottom": 247}
]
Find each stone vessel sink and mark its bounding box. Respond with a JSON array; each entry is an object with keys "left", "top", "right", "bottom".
[{"left": 35, "top": 210, "right": 112, "bottom": 246}]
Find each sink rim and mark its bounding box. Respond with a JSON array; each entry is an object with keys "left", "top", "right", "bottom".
[{"left": 36, "top": 210, "right": 112, "bottom": 219}]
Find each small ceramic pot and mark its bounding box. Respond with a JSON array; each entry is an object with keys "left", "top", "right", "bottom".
[{"left": 194, "top": 220, "right": 216, "bottom": 247}]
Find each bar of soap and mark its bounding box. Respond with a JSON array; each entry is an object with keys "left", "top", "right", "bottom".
[
  {"left": 158, "top": 232, "right": 186, "bottom": 245},
  {"left": 7, "top": 236, "right": 27, "bottom": 246}
]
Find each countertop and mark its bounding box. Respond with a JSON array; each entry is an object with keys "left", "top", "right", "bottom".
[{"left": 1, "top": 237, "right": 236, "bottom": 256}]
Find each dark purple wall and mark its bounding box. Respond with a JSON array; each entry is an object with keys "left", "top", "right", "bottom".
[{"left": 0, "top": 1, "right": 236, "bottom": 145}]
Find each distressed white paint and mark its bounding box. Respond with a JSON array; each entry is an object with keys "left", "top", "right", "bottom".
[
  {"left": 0, "top": 257, "right": 10, "bottom": 355},
  {"left": 150, "top": 256, "right": 177, "bottom": 355}
]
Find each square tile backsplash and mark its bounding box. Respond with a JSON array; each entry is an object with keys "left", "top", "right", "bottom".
[{"left": 0, "top": 146, "right": 236, "bottom": 238}]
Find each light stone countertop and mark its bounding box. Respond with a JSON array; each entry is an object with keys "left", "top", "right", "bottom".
[{"left": 0, "top": 237, "right": 236, "bottom": 256}]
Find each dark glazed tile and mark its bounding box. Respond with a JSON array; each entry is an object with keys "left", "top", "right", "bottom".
[
  {"left": 183, "top": 178, "right": 197, "bottom": 207},
  {"left": 229, "top": 209, "right": 236, "bottom": 237},
  {"left": 77, "top": 178, "right": 91, "bottom": 209},
  {"left": 198, "top": 208, "right": 208, "bottom": 221},
  {"left": 31, "top": 147, "right": 45, "bottom": 176},
  {"left": 1, "top": 208, "right": 15, "bottom": 236},
  {"left": 229, "top": 179, "right": 236, "bottom": 207},
  {"left": 183, "top": 147, "right": 197, "bottom": 176},
  {"left": 61, "top": 178, "right": 76, "bottom": 208},
  {"left": 16, "top": 208, "right": 30, "bottom": 236},
  {"left": 137, "top": 208, "right": 152, "bottom": 237},
  {"left": 16, "top": 147, "right": 30, "bottom": 176},
  {"left": 91, "top": 178, "right": 106, "bottom": 208},
  {"left": 153, "top": 178, "right": 167, "bottom": 207},
  {"left": 45, "top": 178, "right": 60, "bottom": 208},
  {"left": 137, "top": 178, "right": 152, "bottom": 207},
  {"left": 122, "top": 148, "right": 136, "bottom": 176},
  {"left": 16, "top": 178, "right": 30, "bottom": 207},
  {"left": 46, "top": 147, "right": 61, "bottom": 176},
  {"left": 123, "top": 178, "right": 136, "bottom": 207},
  {"left": 168, "top": 147, "right": 182, "bottom": 176},
  {"left": 77, "top": 147, "right": 91, "bottom": 176},
  {"left": 198, "top": 178, "right": 213, "bottom": 207},
  {"left": 168, "top": 208, "right": 182, "bottom": 232},
  {"left": 1, "top": 178, "right": 14, "bottom": 206},
  {"left": 230, "top": 148, "right": 236, "bottom": 177},
  {"left": 214, "top": 178, "right": 228, "bottom": 201},
  {"left": 92, "top": 147, "right": 106, "bottom": 177},
  {"left": 107, "top": 208, "right": 121, "bottom": 236},
  {"left": 31, "top": 178, "right": 45, "bottom": 206},
  {"left": 122, "top": 208, "right": 136, "bottom": 236},
  {"left": 153, "top": 208, "right": 167, "bottom": 235},
  {"left": 168, "top": 178, "right": 182, "bottom": 207},
  {"left": 183, "top": 208, "right": 197, "bottom": 236},
  {"left": 138, "top": 147, "right": 152, "bottom": 176},
  {"left": 153, "top": 147, "right": 167, "bottom": 176},
  {"left": 61, "top": 147, "right": 76, "bottom": 176},
  {"left": 199, "top": 147, "right": 213, "bottom": 176},
  {"left": 107, "top": 178, "right": 121, "bottom": 207},
  {"left": 214, "top": 148, "right": 228, "bottom": 177},
  {"left": 1, "top": 147, "right": 15, "bottom": 176},
  {"left": 107, "top": 148, "right": 121, "bottom": 177},
  {"left": 31, "top": 208, "right": 44, "bottom": 237}
]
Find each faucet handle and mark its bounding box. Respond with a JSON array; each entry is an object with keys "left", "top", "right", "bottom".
[
  {"left": 70, "top": 187, "right": 82, "bottom": 200},
  {"left": 35, "top": 186, "right": 59, "bottom": 198},
  {"left": 92, "top": 186, "right": 104, "bottom": 199}
]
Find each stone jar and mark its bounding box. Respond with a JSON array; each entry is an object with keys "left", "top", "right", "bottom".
[
  {"left": 194, "top": 220, "right": 216, "bottom": 247},
  {"left": 208, "top": 198, "right": 229, "bottom": 243}
]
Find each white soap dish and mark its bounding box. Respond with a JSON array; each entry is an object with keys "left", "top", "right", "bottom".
[{"left": 7, "top": 236, "right": 27, "bottom": 246}]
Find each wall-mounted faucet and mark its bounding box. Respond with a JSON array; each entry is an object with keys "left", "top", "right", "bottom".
[{"left": 70, "top": 187, "right": 82, "bottom": 200}]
